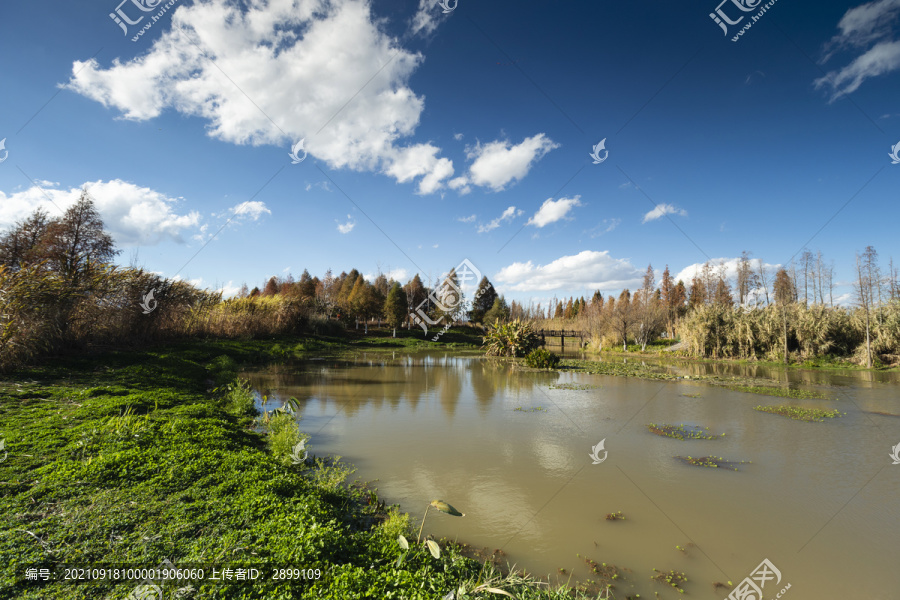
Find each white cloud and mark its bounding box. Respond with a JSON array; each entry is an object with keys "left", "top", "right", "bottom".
[
  {"left": 642, "top": 203, "right": 687, "bottom": 223},
  {"left": 64, "top": 0, "right": 454, "bottom": 194},
  {"left": 337, "top": 214, "right": 356, "bottom": 234},
  {"left": 364, "top": 267, "right": 409, "bottom": 283},
  {"left": 232, "top": 200, "right": 271, "bottom": 221},
  {"left": 832, "top": 292, "right": 855, "bottom": 306},
  {"left": 495, "top": 250, "right": 644, "bottom": 292},
  {"left": 456, "top": 133, "right": 559, "bottom": 192},
  {"left": 527, "top": 196, "right": 582, "bottom": 228},
  {"left": 815, "top": 0, "right": 900, "bottom": 100},
  {"left": 453, "top": 133, "right": 464, "bottom": 141},
  {"left": 409, "top": 0, "right": 448, "bottom": 36},
  {"left": 478, "top": 206, "right": 522, "bottom": 233},
  {"left": 217, "top": 281, "right": 242, "bottom": 297},
  {"left": 448, "top": 176, "right": 471, "bottom": 195},
  {"left": 457, "top": 214, "right": 476, "bottom": 223},
  {"left": 672, "top": 258, "right": 782, "bottom": 305},
  {"left": 0, "top": 179, "right": 201, "bottom": 246},
  {"left": 385, "top": 143, "right": 454, "bottom": 194}
]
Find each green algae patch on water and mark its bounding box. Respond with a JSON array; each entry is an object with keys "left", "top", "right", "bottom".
[
  {"left": 647, "top": 423, "right": 725, "bottom": 440},
  {"left": 753, "top": 405, "right": 844, "bottom": 422}
]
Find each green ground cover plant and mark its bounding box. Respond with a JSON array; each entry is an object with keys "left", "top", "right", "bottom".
[{"left": 0, "top": 339, "right": 615, "bottom": 600}]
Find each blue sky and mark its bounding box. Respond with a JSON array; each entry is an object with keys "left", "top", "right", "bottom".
[{"left": 1, "top": 0, "right": 898, "bottom": 305}]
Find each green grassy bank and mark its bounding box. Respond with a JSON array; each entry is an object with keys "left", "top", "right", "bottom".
[{"left": 0, "top": 333, "right": 597, "bottom": 600}]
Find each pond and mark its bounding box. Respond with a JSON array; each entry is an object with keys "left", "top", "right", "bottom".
[{"left": 243, "top": 352, "right": 900, "bottom": 598}]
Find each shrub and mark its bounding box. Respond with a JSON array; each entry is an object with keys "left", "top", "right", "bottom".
[
  {"left": 525, "top": 348, "right": 560, "bottom": 369},
  {"left": 482, "top": 319, "right": 540, "bottom": 357}
]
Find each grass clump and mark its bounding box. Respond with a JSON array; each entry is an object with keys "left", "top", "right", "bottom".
[
  {"left": 647, "top": 423, "right": 725, "bottom": 440},
  {"left": 753, "top": 405, "right": 844, "bottom": 422},
  {"left": 525, "top": 348, "right": 561, "bottom": 369},
  {"left": 212, "top": 377, "right": 259, "bottom": 418},
  {"left": 729, "top": 385, "right": 832, "bottom": 400},
  {"left": 604, "top": 511, "right": 625, "bottom": 521},
  {"left": 514, "top": 406, "right": 546, "bottom": 412},
  {"left": 548, "top": 383, "right": 598, "bottom": 390}
]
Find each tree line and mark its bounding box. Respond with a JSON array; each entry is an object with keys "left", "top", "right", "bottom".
[{"left": 2, "top": 193, "right": 897, "bottom": 367}]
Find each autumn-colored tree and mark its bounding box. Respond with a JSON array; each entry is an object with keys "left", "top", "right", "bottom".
[
  {"left": 612, "top": 289, "right": 632, "bottom": 350},
  {"left": 0, "top": 208, "right": 51, "bottom": 270},
  {"left": 688, "top": 276, "right": 706, "bottom": 309},
  {"left": 263, "top": 276, "right": 280, "bottom": 296},
  {"left": 714, "top": 277, "right": 734, "bottom": 307},
  {"left": 563, "top": 298, "right": 574, "bottom": 319},
  {"left": 297, "top": 270, "right": 316, "bottom": 299},
  {"left": 774, "top": 268, "right": 796, "bottom": 363},
  {"left": 337, "top": 269, "right": 361, "bottom": 309},
  {"left": 553, "top": 300, "right": 564, "bottom": 319},
  {"left": 383, "top": 282, "right": 408, "bottom": 336}
]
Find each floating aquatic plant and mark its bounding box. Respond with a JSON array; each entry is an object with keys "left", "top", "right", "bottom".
[
  {"left": 647, "top": 423, "right": 724, "bottom": 440},
  {"left": 753, "top": 405, "right": 843, "bottom": 422}
]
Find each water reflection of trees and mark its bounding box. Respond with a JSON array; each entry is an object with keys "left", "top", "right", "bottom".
[{"left": 242, "top": 353, "right": 557, "bottom": 417}]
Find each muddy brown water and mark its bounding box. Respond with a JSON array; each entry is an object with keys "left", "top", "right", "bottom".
[{"left": 243, "top": 352, "right": 900, "bottom": 599}]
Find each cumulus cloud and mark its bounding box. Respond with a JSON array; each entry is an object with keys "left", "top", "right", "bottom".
[
  {"left": 448, "top": 176, "right": 471, "bottom": 195},
  {"left": 232, "top": 200, "right": 271, "bottom": 221},
  {"left": 673, "top": 257, "right": 783, "bottom": 304},
  {"left": 363, "top": 268, "right": 409, "bottom": 283},
  {"left": 337, "top": 214, "right": 356, "bottom": 234},
  {"left": 527, "top": 196, "right": 582, "bottom": 228},
  {"left": 642, "top": 203, "right": 687, "bottom": 223},
  {"left": 217, "top": 281, "right": 243, "bottom": 297},
  {"left": 0, "top": 179, "right": 201, "bottom": 246},
  {"left": 457, "top": 214, "right": 476, "bottom": 223},
  {"left": 495, "top": 250, "right": 644, "bottom": 292},
  {"left": 64, "top": 0, "right": 454, "bottom": 193},
  {"left": 477, "top": 206, "right": 522, "bottom": 233},
  {"left": 409, "top": 0, "right": 450, "bottom": 36},
  {"left": 453, "top": 134, "right": 559, "bottom": 192},
  {"left": 815, "top": 0, "right": 900, "bottom": 100}
]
